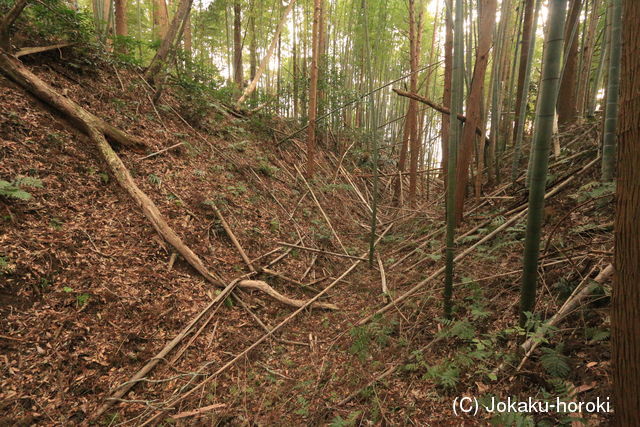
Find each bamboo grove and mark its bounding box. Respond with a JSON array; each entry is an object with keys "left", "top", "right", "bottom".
[
  {"left": 85, "top": 0, "right": 624, "bottom": 368},
  {"left": 1, "top": 0, "right": 637, "bottom": 422}
]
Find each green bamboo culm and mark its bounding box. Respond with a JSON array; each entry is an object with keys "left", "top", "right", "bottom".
[
  {"left": 443, "top": 0, "right": 464, "bottom": 318},
  {"left": 600, "top": 0, "right": 622, "bottom": 182},
  {"left": 519, "top": 0, "right": 568, "bottom": 328}
]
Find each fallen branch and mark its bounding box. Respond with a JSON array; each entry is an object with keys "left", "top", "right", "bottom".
[
  {"left": 15, "top": 42, "right": 75, "bottom": 58},
  {"left": 393, "top": 88, "right": 490, "bottom": 144},
  {"left": 377, "top": 254, "right": 389, "bottom": 302},
  {"left": 208, "top": 202, "right": 255, "bottom": 272},
  {"left": 139, "top": 225, "right": 393, "bottom": 425},
  {"left": 172, "top": 403, "right": 225, "bottom": 420},
  {"left": 294, "top": 164, "right": 349, "bottom": 254},
  {"left": 516, "top": 264, "right": 613, "bottom": 370},
  {"left": 278, "top": 242, "right": 367, "bottom": 261},
  {"left": 239, "top": 279, "right": 337, "bottom": 310},
  {"left": 93, "top": 278, "right": 239, "bottom": 420}
]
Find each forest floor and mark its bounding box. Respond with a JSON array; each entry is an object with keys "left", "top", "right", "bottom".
[{"left": 1, "top": 49, "right": 615, "bottom": 426}]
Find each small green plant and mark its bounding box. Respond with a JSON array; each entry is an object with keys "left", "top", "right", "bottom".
[
  {"left": 0, "top": 176, "right": 43, "bottom": 200},
  {"left": 294, "top": 396, "right": 310, "bottom": 416},
  {"left": 539, "top": 344, "right": 570, "bottom": 378},
  {"left": 148, "top": 173, "right": 162, "bottom": 186},
  {"left": 226, "top": 184, "right": 247, "bottom": 197},
  {"left": 424, "top": 361, "right": 460, "bottom": 388},
  {"left": 228, "top": 140, "right": 248, "bottom": 152},
  {"left": 50, "top": 217, "right": 64, "bottom": 230},
  {"left": 0, "top": 255, "right": 13, "bottom": 275},
  {"left": 269, "top": 218, "right": 280, "bottom": 233},
  {"left": 330, "top": 410, "right": 361, "bottom": 427},
  {"left": 349, "top": 317, "right": 396, "bottom": 361},
  {"left": 257, "top": 159, "right": 279, "bottom": 177},
  {"left": 76, "top": 293, "right": 90, "bottom": 308},
  {"left": 62, "top": 286, "right": 90, "bottom": 307}
]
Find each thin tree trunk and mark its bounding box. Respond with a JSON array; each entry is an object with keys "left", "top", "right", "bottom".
[
  {"left": 145, "top": 0, "right": 193, "bottom": 84},
  {"left": 441, "top": 0, "right": 453, "bottom": 183},
  {"left": 114, "top": 0, "right": 127, "bottom": 49},
  {"left": 249, "top": 7, "right": 257, "bottom": 80},
  {"left": 612, "top": 2, "right": 640, "bottom": 423},
  {"left": 512, "top": 0, "right": 535, "bottom": 146},
  {"left": 454, "top": 0, "right": 496, "bottom": 225},
  {"left": 557, "top": 0, "right": 583, "bottom": 126},
  {"left": 306, "top": 0, "right": 321, "bottom": 177},
  {"left": 576, "top": 0, "right": 601, "bottom": 117},
  {"left": 233, "top": 0, "right": 243, "bottom": 89},
  {"left": 511, "top": 0, "right": 542, "bottom": 182},
  {"left": 519, "top": 0, "right": 568, "bottom": 327},
  {"left": 237, "top": 0, "right": 297, "bottom": 105},
  {"left": 408, "top": 0, "right": 423, "bottom": 208}
]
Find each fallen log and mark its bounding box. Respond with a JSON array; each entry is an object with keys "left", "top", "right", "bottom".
[
  {"left": 0, "top": 53, "right": 145, "bottom": 150},
  {"left": 15, "top": 42, "right": 75, "bottom": 58}
]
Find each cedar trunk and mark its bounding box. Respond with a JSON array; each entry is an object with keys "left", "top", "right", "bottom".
[
  {"left": 233, "top": 1, "right": 243, "bottom": 89},
  {"left": 454, "top": 0, "right": 495, "bottom": 225},
  {"left": 441, "top": 0, "right": 453, "bottom": 183},
  {"left": 557, "top": 0, "right": 583, "bottom": 126},
  {"left": 306, "top": 0, "right": 321, "bottom": 177},
  {"left": 612, "top": 2, "right": 640, "bottom": 424}
]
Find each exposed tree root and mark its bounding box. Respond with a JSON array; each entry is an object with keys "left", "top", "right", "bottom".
[{"left": 0, "top": 52, "right": 336, "bottom": 311}]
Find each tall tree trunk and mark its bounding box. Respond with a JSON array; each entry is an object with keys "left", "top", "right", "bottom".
[
  {"left": 587, "top": 12, "right": 607, "bottom": 117},
  {"left": 444, "top": 0, "right": 464, "bottom": 318},
  {"left": 153, "top": 0, "right": 168, "bottom": 41},
  {"left": 183, "top": 12, "right": 191, "bottom": 57},
  {"left": 454, "top": 0, "right": 496, "bottom": 225},
  {"left": 441, "top": 0, "right": 453, "bottom": 183},
  {"left": 114, "top": 0, "right": 127, "bottom": 40},
  {"left": 512, "top": 0, "right": 535, "bottom": 145},
  {"left": 408, "top": 0, "right": 423, "bottom": 208},
  {"left": 576, "top": 0, "right": 601, "bottom": 117},
  {"left": 0, "top": 0, "right": 28, "bottom": 51},
  {"left": 557, "top": 0, "right": 583, "bottom": 126},
  {"left": 249, "top": 8, "right": 257, "bottom": 80},
  {"left": 145, "top": 0, "right": 193, "bottom": 84},
  {"left": 292, "top": 4, "right": 298, "bottom": 119},
  {"left": 306, "top": 0, "right": 321, "bottom": 177},
  {"left": 511, "top": 0, "right": 542, "bottom": 181},
  {"left": 237, "top": 0, "right": 297, "bottom": 105},
  {"left": 233, "top": 0, "right": 243, "bottom": 89},
  {"left": 519, "top": 0, "right": 568, "bottom": 327},
  {"left": 612, "top": 2, "right": 640, "bottom": 424},
  {"left": 601, "top": 0, "right": 621, "bottom": 181}
]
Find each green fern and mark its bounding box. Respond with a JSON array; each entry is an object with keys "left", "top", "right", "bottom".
[
  {"left": 0, "top": 177, "right": 42, "bottom": 200},
  {"left": 540, "top": 345, "right": 570, "bottom": 378},
  {"left": 424, "top": 362, "right": 459, "bottom": 388},
  {"left": 330, "top": 410, "right": 361, "bottom": 427}
]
